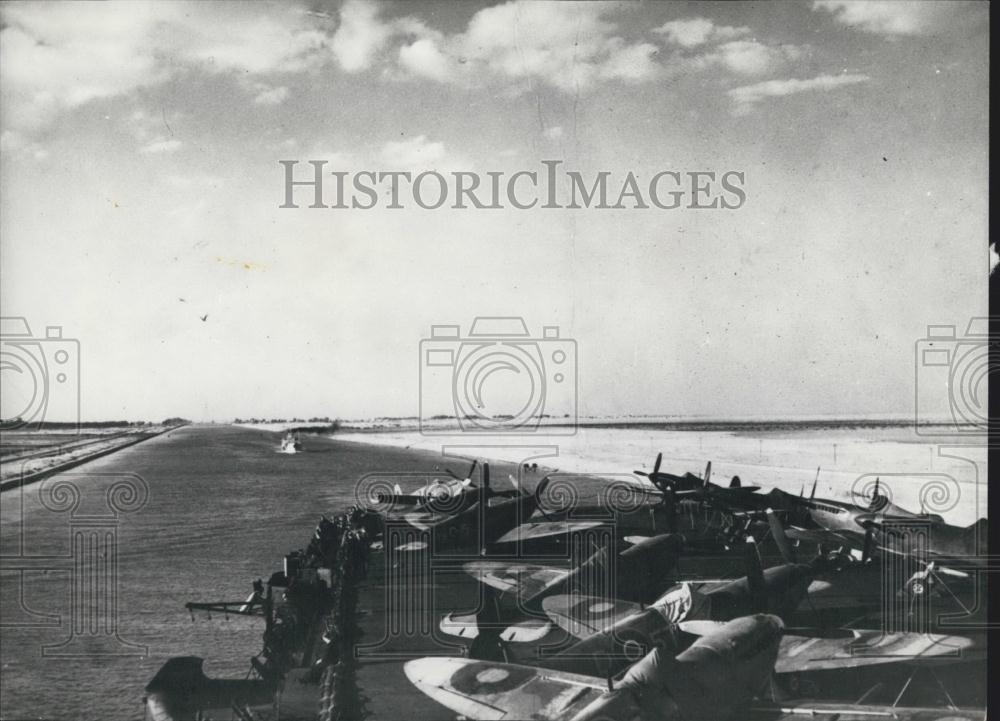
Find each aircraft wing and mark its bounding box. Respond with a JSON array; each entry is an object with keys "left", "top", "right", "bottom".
[
  {"left": 401, "top": 499, "right": 483, "bottom": 532},
  {"left": 439, "top": 612, "right": 551, "bottom": 643},
  {"left": 495, "top": 521, "right": 606, "bottom": 545},
  {"left": 617, "top": 476, "right": 665, "bottom": 496},
  {"left": 401, "top": 510, "right": 453, "bottom": 531},
  {"left": 775, "top": 630, "right": 982, "bottom": 673},
  {"left": 463, "top": 561, "right": 570, "bottom": 601},
  {"left": 403, "top": 657, "right": 605, "bottom": 721},
  {"left": 541, "top": 594, "right": 644, "bottom": 639},
  {"left": 375, "top": 493, "right": 427, "bottom": 506},
  {"left": 750, "top": 702, "right": 985, "bottom": 721},
  {"left": 783, "top": 525, "right": 855, "bottom": 546}
]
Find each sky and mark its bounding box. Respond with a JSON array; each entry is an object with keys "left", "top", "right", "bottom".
[{"left": 0, "top": 0, "right": 989, "bottom": 423}]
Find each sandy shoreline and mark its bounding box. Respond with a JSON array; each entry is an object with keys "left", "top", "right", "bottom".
[
  {"left": 0, "top": 426, "right": 176, "bottom": 490},
  {"left": 328, "top": 425, "right": 986, "bottom": 526}
]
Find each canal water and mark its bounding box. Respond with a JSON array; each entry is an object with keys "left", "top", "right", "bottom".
[{"left": 0, "top": 425, "right": 457, "bottom": 721}]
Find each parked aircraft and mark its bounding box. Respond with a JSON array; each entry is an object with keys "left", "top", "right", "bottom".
[
  {"left": 633, "top": 454, "right": 763, "bottom": 512},
  {"left": 760, "top": 476, "right": 987, "bottom": 575},
  {"left": 389, "top": 463, "right": 554, "bottom": 552},
  {"left": 376, "top": 459, "right": 479, "bottom": 508},
  {"left": 405, "top": 614, "right": 786, "bottom": 721}
]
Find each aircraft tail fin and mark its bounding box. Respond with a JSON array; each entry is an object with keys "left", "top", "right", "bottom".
[{"left": 730, "top": 475, "right": 741, "bottom": 488}]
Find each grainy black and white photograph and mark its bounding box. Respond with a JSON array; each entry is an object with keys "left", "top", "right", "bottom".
[{"left": 0, "top": 2, "right": 992, "bottom": 720}]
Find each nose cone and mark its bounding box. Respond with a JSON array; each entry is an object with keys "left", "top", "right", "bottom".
[{"left": 725, "top": 612, "right": 784, "bottom": 637}]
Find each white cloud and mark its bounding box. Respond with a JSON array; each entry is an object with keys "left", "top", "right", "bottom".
[
  {"left": 599, "top": 41, "right": 661, "bottom": 82},
  {"left": 378, "top": 135, "right": 446, "bottom": 168},
  {"left": 388, "top": 2, "right": 663, "bottom": 92},
  {"left": 458, "top": 2, "right": 662, "bottom": 91},
  {"left": 652, "top": 17, "right": 801, "bottom": 78},
  {"left": 398, "top": 38, "right": 452, "bottom": 82},
  {"left": 253, "top": 85, "right": 291, "bottom": 105},
  {"left": 139, "top": 138, "right": 183, "bottom": 154},
  {"left": 654, "top": 17, "right": 750, "bottom": 48},
  {"left": 179, "top": 6, "right": 331, "bottom": 74},
  {"left": 1, "top": 129, "right": 49, "bottom": 160},
  {"left": 331, "top": 0, "right": 393, "bottom": 72},
  {"left": 813, "top": 1, "right": 956, "bottom": 36},
  {"left": 707, "top": 40, "right": 801, "bottom": 76},
  {"left": 728, "top": 73, "right": 870, "bottom": 113},
  {"left": 0, "top": 2, "right": 333, "bottom": 138},
  {"left": 1, "top": 3, "right": 170, "bottom": 132}
]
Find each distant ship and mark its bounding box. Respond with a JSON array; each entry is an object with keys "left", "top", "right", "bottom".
[{"left": 279, "top": 431, "right": 303, "bottom": 454}]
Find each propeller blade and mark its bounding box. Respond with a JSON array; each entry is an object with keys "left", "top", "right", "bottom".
[
  {"left": 478, "top": 584, "right": 503, "bottom": 627},
  {"left": 938, "top": 565, "right": 970, "bottom": 579},
  {"left": 744, "top": 536, "right": 767, "bottom": 611},
  {"left": 766, "top": 509, "right": 797, "bottom": 564},
  {"left": 483, "top": 463, "right": 491, "bottom": 496},
  {"left": 861, "top": 525, "right": 875, "bottom": 563},
  {"left": 664, "top": 487, "right": 677, "bottom": 526},
  {"left": 703, "top": 461, "right": 712, "bottom": 488},
  {"left": 653, "top": 452, "right": 663, "bottom": 475},
  {"left": 809, "top": 472, "right": 818, "bottom": 501}
]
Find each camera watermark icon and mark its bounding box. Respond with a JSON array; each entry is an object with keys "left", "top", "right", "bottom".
[
  {"left": 914, "top": 318, "right": 994, "bottom": 436},
  {"left": 847, "top": 460, "right": 991, "bottom": 639},
  {"left": 0, "top": 317, "right": 80, "bottom": 432},
  {"left": 419, "top": 317, "right": 577, "bottom": 435},
  {"left": 849, "top": 473, "right": 963, "bottom": 517},
  {"left": 0, "top": 472, "right": 149, "bottom": 657}
]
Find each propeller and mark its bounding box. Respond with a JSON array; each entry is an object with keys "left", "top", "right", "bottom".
[
  {"left": 634, "top": 452, "right": 664, "bottom": 480},
  {"left": 868, "top": 477, "right": 888, "bottom": 512},
  {"left": 470, "top": 585, "right": 511, "bottom": 664},
  {"left": 744, "top": 536, "right": 767, "bottom": 612},
  {"left": 860, "top": 524, "right": 875, "bottom": 564},
  {"left": 664, "top": 486, "right": 677, "bottom": 532},
  {"left": 766, "top": 509, "right": 797, "bottom": 564}
]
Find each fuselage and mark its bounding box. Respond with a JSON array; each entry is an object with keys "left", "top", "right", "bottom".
[{"left": 567, "top": 614, "right": 784, "bottom": 721}]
